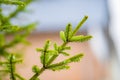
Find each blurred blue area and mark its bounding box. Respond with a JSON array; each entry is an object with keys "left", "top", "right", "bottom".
[{"left": 24, "top": 0, "right": 109, "bottom": 32}]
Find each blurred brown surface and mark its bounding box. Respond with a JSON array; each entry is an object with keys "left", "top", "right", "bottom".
[{"left": 14, "top": 33, "right": 106, "bottom": 80}]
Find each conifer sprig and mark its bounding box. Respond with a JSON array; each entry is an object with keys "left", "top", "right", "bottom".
[{"left": 30, "top": 16, "right": 92, "bottom": 80}]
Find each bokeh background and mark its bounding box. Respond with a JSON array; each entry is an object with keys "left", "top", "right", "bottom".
[{"left": 3, "top": 0, "right": 120, "bottom": 80}]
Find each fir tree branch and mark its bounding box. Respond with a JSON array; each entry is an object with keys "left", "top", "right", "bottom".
[
  {"left": 0, "top": 0, "right": 25, "bottom": 5},
  {"left": 30, "top": 16, "right": 91, "bottom": 80}
]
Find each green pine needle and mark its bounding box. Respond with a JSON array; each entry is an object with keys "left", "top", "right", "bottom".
[
  {"left": 46, "top": 53, "right": 84, "bottom": 70},
  {"left": 70, "top": 35, "right": 92, "bottom": 42},
  {"left": 72, "top": 16, "right": 88, "bottom": 36}
]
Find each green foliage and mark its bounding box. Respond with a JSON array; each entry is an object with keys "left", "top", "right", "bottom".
[
  {"left": 70, "top": 35, "right": 92, "bottom": 42},
  {"left": 0, "top": 0, "right": 92, "bottom": 80}
]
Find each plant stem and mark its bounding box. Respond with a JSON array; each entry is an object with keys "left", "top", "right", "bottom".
[
  {"left": 43, "top": 51, "right": 46, "bottom": 68},
  {"left": 29, "top": 67, "right": 45, "bottom": 80},
  {"left": 10, "top": 55, "right": 16, "bottom": 80}
]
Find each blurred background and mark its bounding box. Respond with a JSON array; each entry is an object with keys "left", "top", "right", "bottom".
[{"left": 3, "top": 0, "right": 120, "bottom": 80}]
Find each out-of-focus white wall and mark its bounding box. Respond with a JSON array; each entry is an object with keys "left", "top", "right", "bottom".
[
  {"left": 108, "top": 0, "right": 120, "bottom": 80},
  {"left": 108, "top": 0, "right": 120, "bottom": 61}
]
